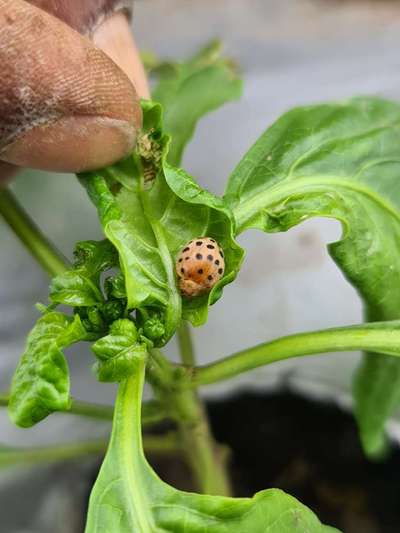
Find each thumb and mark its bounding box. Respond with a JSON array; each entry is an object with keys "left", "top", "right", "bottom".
[{"left": 0, "top": 0, "right": 142, "bottom": 173}]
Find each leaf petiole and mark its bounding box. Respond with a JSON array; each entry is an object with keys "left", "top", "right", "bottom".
[
  {"left": 0, "top": 187, "right": 68, "bottom": 276},
  {"left": 0, "top": 393, "right": 169, "bottom": 427},
  {"left": 0, "top": 432, "right": 180, "bottom": 471},
  {"left": 177, "top": 321, "right": 196, "bottom": 366},
  {"left": 193, "top": 321, "right": 400, "bottom": 386}
]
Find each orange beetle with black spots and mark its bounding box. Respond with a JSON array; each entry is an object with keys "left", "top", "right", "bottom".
[{"left": 176, "top": 237, "right": 225, "bottom": 297}]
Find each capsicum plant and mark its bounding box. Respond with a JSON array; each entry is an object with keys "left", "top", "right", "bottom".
[{"left": 2, "top": 41, "right": 400, "bottom": 533}]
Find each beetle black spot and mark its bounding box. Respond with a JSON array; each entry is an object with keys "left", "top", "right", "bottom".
[
  {"left": 196, "top": 253, "right": 203, "bottom": 260},
  {"left": 181, "top": 268, "right": 185, "bottom": 274},
  {"left": 207, "top": 255, "right": 213, "bottom": 261},
  {"left": 207, "top": 244, "right": 215, "bottom": 249},
  {"left": 218, "top": 268, "right": 223, "bottom": 275},
  {"left": 215, "top": 259, "right": 220, "bottom": 266},
  {"left": 185, "top": 257, "right": 190, "bottom": 260},
  {"left": 220, "top": 251, "right": 224, "bottom": 258},
  {"left": 178, "top": 258, "right": 183, "bottom": 263},
  {"left": 198, "top": 269, "right": 204, "bottom": 274},
  {"left": 207, "top": 275, "right": 213, "bottom": 281},
  {"left": 196, "top": 241, "right": 203, "bottom": 246},
  {"left": 210, "top": 239, "right": 215, "bottom": 243},
  {"left": 183, "top": 247, "right": 190, "bottom": 252}
]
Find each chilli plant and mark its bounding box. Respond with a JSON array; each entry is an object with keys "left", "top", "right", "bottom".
[{"left": 2, "top": 41, "right": 400, "bottom": 532}]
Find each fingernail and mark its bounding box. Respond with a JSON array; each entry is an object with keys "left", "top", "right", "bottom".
[{"left": 1, "top": 115, "right": 137, "bottom": 173}]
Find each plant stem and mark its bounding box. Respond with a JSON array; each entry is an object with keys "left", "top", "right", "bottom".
[
  {"left": 143, "top": 432, "right": 182, "bottom": 455},
  {"left": 0, "top": 393, "right": 167, "bottom": 427},
  {"left": 0, "top": 187, "right": 68, "bottom": 276},
  {"left": 194, "top": 321, "right": 400, "bottom": 386},
  {"left": 177, "top": 321, "right": 196, "bottom": 366},
  {"left": 0, "top": 393, "right": 8, "bottom": 408},
  {"left": 174, "top": 324, "right": 231, "bottom": 495},
  {"left": 0, "top": 440, "right": 106, "bottom": 469},
  {"left": 169, "top": 385, "right": 231, "bottom": 496},
  {"left": 68, "top": 398, "right": 114, "bottom": 420},
  {"left": 149, "top": 346, "right": 232, "bottom": 496},
  {"left": 0, "top": 433, "right": 180, "bottom": 470},
  {"left": 69, "top": 398, "right": 168, "bottom": 426},
  {"left": 141, "top": 399, "right": 171, "bottom": 426},
  {"left": 146, "top": 348, "right": 176, "bottom": 391}
]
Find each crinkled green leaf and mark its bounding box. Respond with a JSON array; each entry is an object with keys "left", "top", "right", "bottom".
[
  {"left": 73, "top": 240, "right": 118, "bottom": 280},
  {"left": 8, "top": 311, "right": 86, "bottom": 427},
  {"left": 91, "top": 319, "right": 147, "bottom": 382},
  {"left": 80, "top": 101, "right": 243, "bottom": 335},
  {"left": 224, "top": 96, "right": 400, "bottom": 456},
  {"left": 104, "top": 273, "right": 127, "bottom": 300},
  {"left": 163, "top": 164, "right": 243, "bottom": 325},
  {"left": 142, "top": 314, "right": 165, "bottom": 342},
  {"left": 85, "top": 357, "right": 339, "bottom": 533},
  {"left": 152, "top": 40, "right": 242, "bottom": 166},
  {"left": 49, "top": 240, "right": 116, "bottom": 307},
  {"left": 50, "top": 271, "right": 102, "bottom": 307}
]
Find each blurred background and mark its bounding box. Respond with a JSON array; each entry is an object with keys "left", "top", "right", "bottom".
[{"left": 2, "top": 0, "right": 400, "bottom": 531}]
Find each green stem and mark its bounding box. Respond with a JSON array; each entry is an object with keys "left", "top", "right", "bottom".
[
  {"left": 169, "top": 385, "right": 231, "bottom": 496},
  {"left": 0, "top": 187, "right": 68, "bottom": 276},
  {"left": 146, "top": 348, "right": 176, "bottom": 390},
  {"left": 69, "top": 398, "right": 168, "bottom": 426},
  {"left": 141, "top": 399, "right": 171, "bottom": 426},
  {"left": 1, "top": 393, "right": 168, "bottom": 427},
  {"left": 149, "top": 347, "right": 232, "bottom": 496},
  {"left": 0, "top": 393, "right": 8, "bottom": 408},
  {"left": 0, "top": 433, "right": 180, "bottom": 470},
  {"left": 174, "top": 323, "right": 231, "bottom": 495},
  {"left": 177, "top": 321, "right": 196, "bottom": 366},
  {"left": 0, "top": 440, "right": 106, "bottom": 469},
  {"left": 194, "top": 321, "right": 400, "bottom": 386},
  {"left": 143, "top": 432, "right": 182, "bottom": 455},
  {"left": 68, "top": 398, "right": 114, "bottom": 420}
]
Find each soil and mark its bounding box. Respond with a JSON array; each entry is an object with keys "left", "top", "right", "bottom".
[
  {"left": 88, "top": 392, "right": 400, "bottom": 533},
  {"left": 207, "top": 391, "right": 400, "bottom": 533}
]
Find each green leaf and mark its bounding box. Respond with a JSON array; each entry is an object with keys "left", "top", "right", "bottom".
[
  {"left": 85, "top": 357, "right": 339, "bottom": 533},
  {"left": 8, "top": 311, "right": 86, "bottom": 427},
  {"left": 142, "top": 315, "right": 165, "bottom": 342},
  {"left": 49, "top": 240, "right": 116, "bottom": 307},
  {"left": 80, "top": 101, "right": 243, "bottom": 334},
  {"left": 164, "top": 164, "right": 244, "bottom": 325},
  {"left": 50, "top": 271, "right": 102, "bottom": 307},
  {"left": 224, "top": 96, "right": 400, "bottom": 456},
  {"left": 73, "top": 240, "right": 118, "bottom": 280},
  {"left": 152, "top": 40, "right": 243, "bottom": 166},
  {"left": 91, "top": 319, "right": 147, "bottom": 382},
  {"left": 104, "top": 273, "right": 127, "bottom": 300}
]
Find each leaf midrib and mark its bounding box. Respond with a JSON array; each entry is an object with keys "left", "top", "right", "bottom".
[
  {"left": 138, "top": 186, "right": 181, "bottom": 340},
  {"left": 106, "top": 220, "right": 169, "bottom": 295},
  {"left": 233, "top": 175, "right": 400, "bottom": 233},
  {"left": 231, "top": 113, "right": 400, "bottom": 201},
  {"left": 119, "top": 372, "right": 155, "bottom": 532}
]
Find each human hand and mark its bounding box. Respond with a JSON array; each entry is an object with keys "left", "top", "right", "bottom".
[{"left": 0, "top": 0, "right": 149, "bottom": 181}]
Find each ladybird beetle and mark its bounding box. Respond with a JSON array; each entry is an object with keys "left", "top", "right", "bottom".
[{"left": 176, "top": 237, "right": 225, "bottom": 297}]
